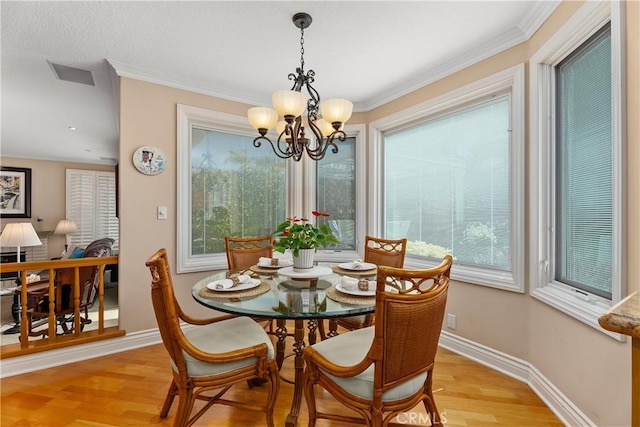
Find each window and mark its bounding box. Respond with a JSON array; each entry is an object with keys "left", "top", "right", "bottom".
[
  {"left": 529, "top": 2, "right": 624, "bottom": 335},
  {"left": 190, "top": 128, "right": 286, "bottom": 253},
  {"left": 370, "top": 64, "right": 525, "bottom": 292},
  {"left": 66, "top": 169, "right": 119, "bottom": 252},
  {"left": 178, "top": 104, "right": 366, "bottom": 272},
  {"left": 316, "top": 137, "right": 356, "bottom": 250},
  {"left": 556, "top": 24, "right": 612, "bottom": 299},
  {"left": 385, "top": 97, "right": 510, "bottom": 268}
]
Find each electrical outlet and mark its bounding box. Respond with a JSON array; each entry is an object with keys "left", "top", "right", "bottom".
[{"left": 446, "top": 313, "right": 456, "bottom": 329}]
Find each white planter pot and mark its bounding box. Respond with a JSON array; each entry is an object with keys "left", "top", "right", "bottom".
[{"left": 293, "top": 249, "right": 314, "bottom": 271}]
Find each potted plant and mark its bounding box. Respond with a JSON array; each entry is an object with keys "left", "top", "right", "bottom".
[{"left": 273, "top": 211, "right": 340, "bottom": 269}]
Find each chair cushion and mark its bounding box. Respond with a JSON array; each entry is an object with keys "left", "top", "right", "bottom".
[
  {"left": 69, "top": 247, "right": 85, "bottom": 259},
  {"left": 176, "top": 316, "right": 275, "bottom": 378},
  {"left": 311, "top": 326, "right": 428, "bottom": 402}
]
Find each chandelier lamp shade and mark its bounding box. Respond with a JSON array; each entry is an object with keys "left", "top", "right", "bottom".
[
  {"left": 0, "top": 222, "right": 42, "bottom": 263},
  {"left": 247, "top": 12, "right": 353, "bottom": 161}
]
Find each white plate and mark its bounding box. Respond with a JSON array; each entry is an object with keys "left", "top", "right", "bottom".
[
  {"left": 337, "top": 262, "right": 377, "bottom": 271},
  {"left": 278, "top": 266, "right": 333, "bottom": 279},
  {"left": 207, "top": 278, "right": 261, "bottom": 292},
  {"left": 258, "top": 259, "right": 293, "bottom": 268},
  {"left": 336, "top": 282, "right": 396, "bottom": 297}
]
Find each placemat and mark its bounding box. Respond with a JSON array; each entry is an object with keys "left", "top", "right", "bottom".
[
  {"left": 197, "top": 282, "right": 271, "bottom": 299},
  {"left": 326, "top": 285, "right": 375, "bottom": 306},
  {"left": 249, "top": 264, "right": 285, "bottom": 275},
  {"left": 331, "top": 265, "right": 377, "bottom": 277}
]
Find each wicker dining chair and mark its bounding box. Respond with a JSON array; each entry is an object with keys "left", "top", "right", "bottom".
[
  {"left": 145, "top": 248, "right": 280, "bottom": 427},
  {"left": 303, "top": 254, "right": 452, "bottom": 427},
  {"left": 224, "top": 235, "right": 275, "bottom": 333},
  {"left": 320, "top": 235, "right": 407, "bottom": 338},
  {"left": 224, "top": 235, "right": 274, "bottom": 272}
]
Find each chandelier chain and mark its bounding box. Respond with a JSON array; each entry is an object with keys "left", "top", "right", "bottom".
[{"left": 299, "top": 26, "right": 305, "bottom": 71}]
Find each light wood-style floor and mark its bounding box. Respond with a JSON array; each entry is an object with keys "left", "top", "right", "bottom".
[{"left": 1, "top": 334, "right": 563, "bottom": 426}]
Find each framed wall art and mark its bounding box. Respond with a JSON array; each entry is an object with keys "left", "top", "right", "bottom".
[{"left": 0, "top": 166, "right": 32, "bottom": 218}]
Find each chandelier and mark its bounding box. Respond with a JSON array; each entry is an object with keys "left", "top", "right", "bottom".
[{"left": 247, "top": 12, "right": 353, "bottom": 161}]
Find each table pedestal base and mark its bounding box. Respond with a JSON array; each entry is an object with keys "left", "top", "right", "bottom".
[{"left": 275, "top": 318, "right": 337, "bottom": 427}]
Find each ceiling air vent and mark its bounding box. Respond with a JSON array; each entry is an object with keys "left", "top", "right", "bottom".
[{"left": 49, "top": 61, "right": 95, "bottom": 86}]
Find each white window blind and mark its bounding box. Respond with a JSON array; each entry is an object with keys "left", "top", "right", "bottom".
[
  {"left": 66, "top": 169, "right": 119, "bottom": 252},
  {"left": 555, "top": 24, "right": 612, "bottom": 299},
  {"left": 384, "top": 95, "right": 511, "bottom": 270}
]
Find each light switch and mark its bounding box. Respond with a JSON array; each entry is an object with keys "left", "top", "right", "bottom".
[{"left": 157, "top": 206, "right": 168, "bottom": 220}]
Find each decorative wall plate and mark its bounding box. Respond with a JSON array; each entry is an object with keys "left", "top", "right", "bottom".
[{"left": 133, "top": 146, "right": 166, "bottom": 175}]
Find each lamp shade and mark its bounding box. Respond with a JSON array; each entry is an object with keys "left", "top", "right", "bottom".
[
  {"left": 315, "top": 118, "right": 337, "bottom": 137},
  {"left": 0, "top": 222, "right": 42, "bottom": 248},
  {"left": 247, "top": 107, "right": 278, "bottom": 131},
  {"left": 272, "top": 90, "right": 307, "bottom": 118},
  {"left": 54, "top": 219, "right": 79, "bottom": 235},
  {"left": 320, "top": 98, "right": 353, "bottom": 124}
]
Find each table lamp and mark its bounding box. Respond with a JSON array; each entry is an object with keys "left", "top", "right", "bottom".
[
  {"left": 54, "top": 219, "right": 78, "bottom": 254},
  {"left": 0, "top": 222, "right": 42, "bottom": 262}
]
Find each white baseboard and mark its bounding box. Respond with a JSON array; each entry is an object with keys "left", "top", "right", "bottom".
[
  {"left": 439, "top": 330, "right": 594, "bottom": 427},
  {"left": 0, "top": 329, "right": 162, "bottom": 378}
]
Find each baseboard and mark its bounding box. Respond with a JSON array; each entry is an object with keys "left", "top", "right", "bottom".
[
  {"left": 438, "top": 330, "right": 594, "bottom": 427},
  {"left": 0, "top": 329, "right": 162, "bottom": 378}
]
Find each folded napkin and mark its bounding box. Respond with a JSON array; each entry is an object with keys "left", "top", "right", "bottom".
[
  {"left": 350, "top": 259, "right": 365, "bottom": 270},
  {"left": 258, "top": 257, "right": 292, "bottom": 266},
  {"left": 213, "top": 274, "right": 251, "bottom": 290},
  {"left": 340, "top": 276, "right": 374, "bottom": 291}
]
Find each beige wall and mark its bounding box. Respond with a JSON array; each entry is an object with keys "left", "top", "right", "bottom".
[
  {"left": 0, "top": 157, "right": 114, "bottom": 258},
  {"left": 118, "top": 1, "right": 640, "bottom": 425}
]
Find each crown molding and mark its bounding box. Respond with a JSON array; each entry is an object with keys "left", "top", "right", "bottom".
[{"left": 109, "top": 1, "right": 561, "bottom": 114}]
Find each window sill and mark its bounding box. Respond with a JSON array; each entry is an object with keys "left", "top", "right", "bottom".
[
  {"left": 531, "top": 283, "right": 625, "bottom": 341},
  {"left": 405, "top": 256, "right": 524, "bottom": 293}
]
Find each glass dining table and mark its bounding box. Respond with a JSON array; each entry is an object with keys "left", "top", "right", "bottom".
[{"left": 191, "top": 262, "right": 377, "bottom": 427}]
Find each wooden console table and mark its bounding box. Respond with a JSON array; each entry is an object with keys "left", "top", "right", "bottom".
[{"left": 598, "top": 291, "right": 640, "bottom": 427}]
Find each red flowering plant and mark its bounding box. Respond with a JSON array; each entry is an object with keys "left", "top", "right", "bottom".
[{"left": 273, "top": 211, "right": 340, "bottom": 257}]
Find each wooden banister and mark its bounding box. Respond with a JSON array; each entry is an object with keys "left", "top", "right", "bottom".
[{"left": 0, "top": 256, "right": 124, "bottom": 358}]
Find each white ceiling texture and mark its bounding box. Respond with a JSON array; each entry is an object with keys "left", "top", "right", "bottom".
[{"left": 1, "top": 1, "right": 559, "bottom": 165}]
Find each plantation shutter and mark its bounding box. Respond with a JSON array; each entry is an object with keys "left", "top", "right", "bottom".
[{"left": 66, "top": 169, "right": 119, "bottom": 251}]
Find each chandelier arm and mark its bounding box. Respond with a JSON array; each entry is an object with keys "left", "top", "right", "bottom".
[
  {"left": 310, "top": 130, "right": 345, "bottom": 160},
  {"left": 289, "top": 69, "right": 306, "bottom": 92},
  {"left": 253, "top": 136, "right": 294, "bottom": 160},
  {"left": 305, "top": 116, "right": 325, "bottom": 151},
  {"left": 304, "top": 70, "right": 320, "bottom": 116}
]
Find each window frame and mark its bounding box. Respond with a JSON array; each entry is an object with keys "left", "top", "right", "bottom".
[
  {"left": 369, "top": 64, "right": 525, "bottom": 292},
  {"left": 177, "top": 105, "right": 365, "bottom": 272},
  {"left": 529, "top": 1, "right": 625, "bottom": 338}
]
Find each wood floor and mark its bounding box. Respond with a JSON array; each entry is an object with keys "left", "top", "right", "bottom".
[{"left": 1, "top": 337, "right": 563, "bottom": 426}]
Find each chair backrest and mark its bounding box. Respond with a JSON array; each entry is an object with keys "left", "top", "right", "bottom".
[
  {"left": 364, "top": 235, "right": 407, "bottom": 268},
  {"left": 224, "top": 235, "right": 274, "bottom": 270},
  {"left": 81, "top": 238, "right": 115, "bottom": 306},
  {"left": 372, "top": 254, "right": 452, "bottom": 394},
  {"left": 55, "top": 237, "right": 114, "bottom": 310},
  {"left": 145, "top": 248, "right": 190, "bottom": 379}
]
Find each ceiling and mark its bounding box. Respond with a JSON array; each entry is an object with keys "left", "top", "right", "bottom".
[{"left": 1, "top": 1, "right": 559, "bottom": 165}]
